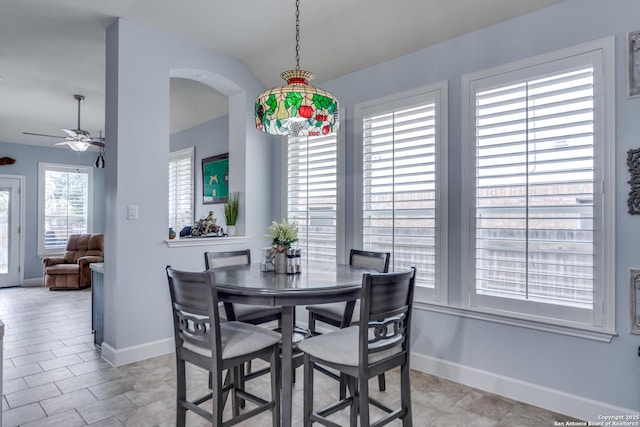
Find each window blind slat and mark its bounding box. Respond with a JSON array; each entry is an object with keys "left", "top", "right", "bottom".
[
  {"left": 287, "top": 134, "right": 338, "bottom": 263},
  {"left": 362, "top": 97, "right": 440, "bottom": 290},
  {"left": 473, "top": 63, "right": 595, "bottom": 309},
  {"left": 169, "top": 148, "right": 194, "bottom": 232}
]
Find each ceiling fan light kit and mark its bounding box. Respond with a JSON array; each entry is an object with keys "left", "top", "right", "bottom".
[
  {"left": 254, "top": 0, "right": 339, "bottom": 137},
  {"left": 65, "top": 140, "right": 91, "bottom": 152}
]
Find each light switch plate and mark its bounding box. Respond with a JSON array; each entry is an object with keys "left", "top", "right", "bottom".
[{"left": 127, "top": 205, "right": 139, "bottom": 220}]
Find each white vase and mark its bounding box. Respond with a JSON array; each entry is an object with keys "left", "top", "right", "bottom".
[
  {"left": 274, "top": 251, "right": 287, "bottom": 274},
  {"left": 226, "top": 225, "right": 237, "bottom": 236}
]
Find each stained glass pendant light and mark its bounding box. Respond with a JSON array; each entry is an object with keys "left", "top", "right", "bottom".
[{"left": 255, "top": 0, "right": 339, "bottom": 137}]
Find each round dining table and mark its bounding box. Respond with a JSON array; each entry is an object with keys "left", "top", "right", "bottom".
[{"left": 212, "top": 262, "right": 368, "bottom": 427}]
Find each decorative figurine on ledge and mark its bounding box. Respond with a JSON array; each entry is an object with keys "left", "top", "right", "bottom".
[{"left": 190, "top": 211, "right": 221, "bottom": 237}]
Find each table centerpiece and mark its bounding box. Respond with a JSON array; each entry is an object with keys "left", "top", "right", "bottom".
[{"left": 265, "top": 219, "right": 298, "bottom": 273}]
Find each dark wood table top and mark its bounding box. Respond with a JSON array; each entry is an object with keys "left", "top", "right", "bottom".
[{"left": 212, "top": 262, "right": 366, "bottom": 306}]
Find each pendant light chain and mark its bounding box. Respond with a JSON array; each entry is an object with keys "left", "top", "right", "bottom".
[
  {"left": 295, "top": 0, "right": 300, "bottom": 71},
  {"left": 254, "top": 0, "right": 339, "bottom": 136}
]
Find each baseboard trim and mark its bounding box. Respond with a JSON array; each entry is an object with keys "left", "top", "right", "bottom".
[
  {"left": 411, "top": 352, "right": 634, "bottom": 422},
  {"left": 101, "top": 338, "right": 173, "bottom": 367}
]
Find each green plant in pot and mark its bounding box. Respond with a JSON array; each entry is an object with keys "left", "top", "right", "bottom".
[{"left": 224, "top": 192, "right": 239, "bottom": 236}]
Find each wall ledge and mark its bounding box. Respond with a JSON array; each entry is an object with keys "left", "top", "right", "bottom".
[
  {"left": 165, "top": 235, "right": 249, "bottom": 248},
  {"left": 414, "top": 302, "right": 616, "bottom": 343}
]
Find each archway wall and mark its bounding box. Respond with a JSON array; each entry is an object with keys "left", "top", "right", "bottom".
[{"left": 103, "top": 18, "right": 277, "bottom": 364}]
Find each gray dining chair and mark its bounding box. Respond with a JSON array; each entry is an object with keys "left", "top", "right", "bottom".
[
  {"left": 165, "top": 266, "right": 281, "bottom": 427},
  {"left": 298, "top": 267, "right": 416, "bottom": 427},
  {"left": 305, "top": 248, "right": 391, "bottom": 394},
  {"left": 204, "top": 250, "right": 282, "bottom": 325}
]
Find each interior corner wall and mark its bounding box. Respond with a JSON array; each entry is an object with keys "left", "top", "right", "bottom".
[
  {"left": 103, "top": 18, "right": 274, "bottom": 365},
  {"left": 320, "top": 0, "right": 640, "bottom": 419}
]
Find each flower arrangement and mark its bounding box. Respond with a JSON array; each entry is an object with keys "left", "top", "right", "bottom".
[{"left": 266, "top": 219, "right": 298, "bottom": 252}]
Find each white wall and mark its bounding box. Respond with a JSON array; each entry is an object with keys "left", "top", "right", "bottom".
[
  {"left": 320, "top": 0, "right": 640, "bottom": 420},
  {"left": 102, "top": 18, "right": 275, "bottom": 365}
]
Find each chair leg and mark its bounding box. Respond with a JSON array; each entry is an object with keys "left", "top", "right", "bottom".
[
  {"left": 271, "top": 346, "right": 281, "bottom": 427},
  {"left": 347, "top": 376, "right": 358, "bottom": 427},
  {"left": 212, "top": 370, "right": 224, "bottom": 426},
  {"left": 222, "top": 369, "right": 232, "bottom": 408},
  {"left": 176, "top": 358, "right": 187, "bottom": 427},
  {"left": 339, "top": 372, "right": 347, "bottom": 400},
  {"left": 231, "top": 366, "right": 241, "bottom": 417},
  {"left": 378, "top": 373, "right": 386, "bottom": 391},
  {"left": 239, "top": 364, "right": 247, "bottom": 409},
  {"left": 400, "top": 362, "right": 413, "bottom": 427},
  {"left": 359, "top": 375, "right": 370, "bottom": 427},
  {"left": 308, "top": 311, "right": 316, "bottom": 334},
  {"left": 303, "top": 354, "right": 314, "bottom": 427}
]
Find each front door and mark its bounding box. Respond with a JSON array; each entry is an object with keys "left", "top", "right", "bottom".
[{"left": 0, "top": 177, "right": 22, "bottom": 287}]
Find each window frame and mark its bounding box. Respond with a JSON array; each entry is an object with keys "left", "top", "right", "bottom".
[
  {"left": 355, "top": 82, "right": 449, "bottom": 304},
  {"left": 169, "top": 146, "right": 194, "bottom": 234},
  {"left": 460, "top": 37, "right": 615, "bottom": 336},
  {"left": 38, "top": 162, "right": 94, "bottom": 257}
]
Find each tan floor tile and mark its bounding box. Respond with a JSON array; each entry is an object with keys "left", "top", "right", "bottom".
[
  {"left": 76, "top": 394, "right": 137, "bottom": 425},
  {"left": 0, "top": 286, "right": 579, "bottom": 427}
]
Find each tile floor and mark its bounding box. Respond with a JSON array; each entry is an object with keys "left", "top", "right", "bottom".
[{"left": 0, "top": 286, "right": 579, "bottom": 426}]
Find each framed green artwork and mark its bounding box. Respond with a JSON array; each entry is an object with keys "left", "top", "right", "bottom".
[{"left": 202, "top": 153, "right": 229, "bottom": 204}]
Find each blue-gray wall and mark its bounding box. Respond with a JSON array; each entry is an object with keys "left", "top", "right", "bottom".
[
  {"left": 0, "top": 141, "right": 105, "bottom": 280},
  {"left": 0, "top": 113, "right": 226, "bottom": 283},
  {"left": 9, "top": 0, "right": 635, "bottom": 418},
  {"left": 102, "top": 18, "right": 275, "bottom": 364},
  {"left": 314, "top": 0, "right": 640, "bottom": 417},
  {"left": 170, "top": 115, "right": 229, "bottom": 224}
]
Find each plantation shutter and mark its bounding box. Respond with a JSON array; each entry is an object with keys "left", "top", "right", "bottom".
[
  {"left": 287, "top": 134, "right": 338, "bottom": 262},
  {"left": 361, "top": 99, "right": 438, "bottom": 289},
  {"left": 472, "top": 58, "right": 596, "bottom": 309},
  {"left": 169, "top": 148, "right": 194, "bottom": 233}
]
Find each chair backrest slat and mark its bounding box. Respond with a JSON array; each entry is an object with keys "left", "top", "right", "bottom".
[
  {"left": 166, "top": 267, "right": 222, "bottom": 354},
  {"left": 204, "top": 250, "right": 251, "bottom": 269},
  {"left": 359, "top": 267, "right": 416, "bottom": 361},
  {"left": 349, "top": 249, "right": 390, "bottom": 273}
]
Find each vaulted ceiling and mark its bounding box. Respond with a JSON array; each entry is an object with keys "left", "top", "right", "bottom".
[{"left": 0, "top": 0, "right": 565, "bottom": 148}]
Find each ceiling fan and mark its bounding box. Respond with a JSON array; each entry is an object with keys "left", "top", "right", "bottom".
[{"left": 23, "top": 94, "right": 105, "bottom": 152}]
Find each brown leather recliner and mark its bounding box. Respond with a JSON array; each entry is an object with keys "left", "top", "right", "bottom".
[{"left": 42, "top": 233, "right": 104, "bottom": 290}]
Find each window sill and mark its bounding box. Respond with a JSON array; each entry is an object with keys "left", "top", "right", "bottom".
[
  {"left": 165, "top": 235, "right": 249, "bottom": 248},
  {"left": 414, "top": 301, "right": 617, "bottom": 343}
]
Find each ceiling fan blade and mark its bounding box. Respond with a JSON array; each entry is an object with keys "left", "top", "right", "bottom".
[
  {"left": 22, "top": 131, "right": 66, "bottom": 139},
  {"left": 25, "top": 97, "right": 104, "bottom": 151}
]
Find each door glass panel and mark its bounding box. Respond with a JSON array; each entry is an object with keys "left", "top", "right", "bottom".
[{"left": 0, "top": 188, "right": 8, "bottom": 274}]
